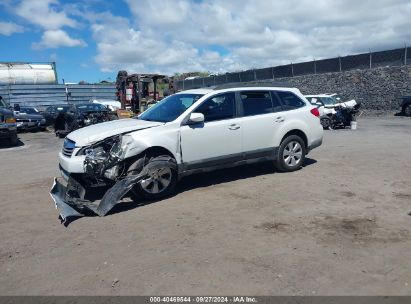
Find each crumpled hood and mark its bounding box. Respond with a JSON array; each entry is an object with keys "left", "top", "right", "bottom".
[{"left": 67, "top": 118, "right": 162, "bottom": 146}]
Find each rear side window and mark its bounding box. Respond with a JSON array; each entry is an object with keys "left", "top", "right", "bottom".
[
  {"left": 277, "top": 91, "right": 306, "bottom": 110},
  {"left": 240, "top": 91, "right": 273, "bottom": 116}
]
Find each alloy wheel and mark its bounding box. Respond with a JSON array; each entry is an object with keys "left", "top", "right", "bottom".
[
  {"left": 140, "top": 167, "right": 172, "bottom": 194},
  {"left": 283, "top": 141, "right": 303, "bottom": 167}
]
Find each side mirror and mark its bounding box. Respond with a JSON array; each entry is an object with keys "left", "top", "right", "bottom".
[{"left": 187, "top": 112, "right": 204, "bottom": 124}]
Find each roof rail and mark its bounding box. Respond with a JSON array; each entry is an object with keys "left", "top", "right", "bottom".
[{"left": 213, "top": 81, "right": 293, "bottom": 90}]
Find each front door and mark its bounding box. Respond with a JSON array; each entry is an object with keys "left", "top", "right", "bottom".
[{"left": 180, "top": 92, "right": 242, "bottom": 170}]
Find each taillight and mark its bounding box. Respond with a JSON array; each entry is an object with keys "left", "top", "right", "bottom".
[
  {"left": 310, "top": 108, "right": 320, "bottom": 117},
  {"left": 5, "top": 117, "right": 16, "bottom": 123}
]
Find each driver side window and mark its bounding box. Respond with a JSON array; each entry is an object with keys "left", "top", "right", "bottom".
[{"left": 195, "top": 92, "right": 235, "bottom": 122}]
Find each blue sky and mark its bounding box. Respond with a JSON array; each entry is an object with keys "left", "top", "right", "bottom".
[{"left": 1, "top": 0, "right": 410, "bottom": 84}]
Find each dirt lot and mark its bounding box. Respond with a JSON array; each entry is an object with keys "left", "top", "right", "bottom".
[{"left": 0, "top": 117, "right": 410, "bottom": 295}]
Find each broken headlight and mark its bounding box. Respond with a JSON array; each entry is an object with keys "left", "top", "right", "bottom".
[
  {"left": 77, "top": 135, "right": 123, "bottom": 159},
  {"left": 77, "top": 135, "right": 125, "bottom": 180}
]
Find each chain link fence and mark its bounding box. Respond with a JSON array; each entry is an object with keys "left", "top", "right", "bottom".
[{"left": 175, "top": 47, "right": 410, "bottom": 90}]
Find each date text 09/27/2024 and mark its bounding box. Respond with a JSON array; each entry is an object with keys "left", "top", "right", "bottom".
[{"left": 149, "top": 297, "right": 258, "bottom": 303}]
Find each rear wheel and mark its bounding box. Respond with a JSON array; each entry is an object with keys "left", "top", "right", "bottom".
[
  {"left": 275, "top": 135, "right": 306, "bottom": 172},
  {"left": 320, "top": 116, "right": 332, "bottom": 129},
  {"left": 403, "top": 105, "right": 411, "bottom": 117},
  {"left": 128, "top": 155, "right": 178, "bottom": 200}
]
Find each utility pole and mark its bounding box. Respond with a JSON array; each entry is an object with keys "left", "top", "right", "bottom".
[{"left": 369, "top": 49, "right": 372, "bottom": 69}]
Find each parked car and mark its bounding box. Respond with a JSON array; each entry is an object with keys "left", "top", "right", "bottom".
[
  {"left": 91, "top": 99, "right": 122, "bottom": 111},
  {"left": 305, "top": 94, "right": 360, "bottom": 129},
  {"left": 54, "top": 103, "right": 117, "bottom": 138},
  {"left": 400, "top": 96, "right": 411, "bottom": 116},
  {"left": 43, "top": 104, "right": 71, "bottom": 126},
  {"left": 305, "top": 95, "right": 336, "bottom": 112},
  {"left": 0, "top": 98, "right": 18, "bottom": 146},
  {"left": 51, "top": 84, "right": 323, "bottom": 221},
  {"left": 14, "top": 106, "right": 47, "bottom": 131}
]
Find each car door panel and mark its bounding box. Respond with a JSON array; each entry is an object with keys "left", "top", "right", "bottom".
[
  {"left": 180, "top": 92, "right": 242, "bottom": 169},
  {"left": 237, "top": 91, "right": 282, "bottom": 158}
]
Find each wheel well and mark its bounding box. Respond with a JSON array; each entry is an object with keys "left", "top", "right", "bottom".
[
  {"left": 126, "top": 146, "right": 175, "bottom": 165},
  {"left": 281, "top": 130, "right": 308, "bottom": 148},
  {"left": 124, "top": 146, "right": 176, "bottom": 173},
  {"left": 141, "top": 146, "right": 175, "bottom": 158}
]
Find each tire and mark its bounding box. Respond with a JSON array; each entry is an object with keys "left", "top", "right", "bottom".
[
  {"left": 128, "top": 155, "right": 178, "bottom": 201},
  {"left": 403, "top": 105, "right": 411, "bottom": 117},
  {"left": 9, "top": 132, "right": 18, "bottom": 146},
  {"left": 320, "top": 117, "right": 332, "bottom": 130},
  {"left": 275, "top": 135, "right": 306, "bottom": 172}
]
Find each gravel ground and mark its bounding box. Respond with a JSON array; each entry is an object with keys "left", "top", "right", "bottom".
[{"left": 0, "top": 117, "right": 410, "bottom": 295}]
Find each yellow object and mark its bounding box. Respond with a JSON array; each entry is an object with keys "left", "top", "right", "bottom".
[
  {"left": 5, "top": 117, "right": 16, "bottom": 123},
  {"left": 116, "top": 109, "right": 134, "bottom": 119}
]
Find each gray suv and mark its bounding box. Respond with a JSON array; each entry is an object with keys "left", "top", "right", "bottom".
[{"left": 0, "top": 97, "right": 18, "bottom": 146}]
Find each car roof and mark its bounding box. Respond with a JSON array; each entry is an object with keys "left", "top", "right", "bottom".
[
  {"left": 304, "top": 94, "right": 334, "bottom": 98},
  {"left": 180, "top": 85, "right": 299, "bottom": 96},
  {"left": 177, "top": 89, "right": 213, "bottom": 95}
]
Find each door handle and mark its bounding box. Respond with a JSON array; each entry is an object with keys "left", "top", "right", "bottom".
[
  {"left": 228, "top": 124, "right": 240, "bottom": 130},
  {"left": 275, "top": 116, "right": 284, "bottom": 123}
]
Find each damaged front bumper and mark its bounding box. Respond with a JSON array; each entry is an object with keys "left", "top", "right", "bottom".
[{"left": 50, "top": 160, "right": 161, "bottom": 223}]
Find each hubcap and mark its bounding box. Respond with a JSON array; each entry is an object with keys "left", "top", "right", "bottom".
[
  {"left": 140, "top": 167, "right": 172, "bottom": 194},
  {"left": 283, "top": 141, "right": 302, "bottom": 167}
]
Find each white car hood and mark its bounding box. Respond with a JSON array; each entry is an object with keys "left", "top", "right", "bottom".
[{"left": 67, "top": 118, "right": 163, "bottom": 146}]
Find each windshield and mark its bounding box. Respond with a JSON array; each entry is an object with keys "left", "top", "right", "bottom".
[
  {"left": 76, "top": 104, "right": 106, "bottom": 112},
  {"left": 139, "top": 93, "right": 204, "bottom": 122},
  {"left": 331, "top": 94, "right": 343, "bottom": 103},
  {"left": 319, "top": 97, "right": 336, "bottom": 106},
  {"left": 20, "top": 107, "right": 39, "bottom": 114}
]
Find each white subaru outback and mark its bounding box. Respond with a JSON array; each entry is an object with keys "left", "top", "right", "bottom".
[{"left": 52, "top": 84, "right": 323, "bottom": 220}]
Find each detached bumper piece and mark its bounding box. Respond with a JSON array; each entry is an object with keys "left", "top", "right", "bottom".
[{"left": 50, "top": 160, "right": 165, "bottom": 223}]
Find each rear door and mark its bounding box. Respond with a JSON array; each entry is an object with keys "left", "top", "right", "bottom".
[
  {"left": 237, "top": 90, "right": 283, "bottom": 158},
  {"left": 180, "top": 92, "right": 243, "bottom": 170}
]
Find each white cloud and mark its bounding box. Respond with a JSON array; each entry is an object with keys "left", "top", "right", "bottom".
[
  {"left": 3, "top": 0, "right": 411, "bottom": 72},
  {"left": 0, "top": 21, "right": 24, "bottom": 36},
  {"left": 32, "top": 29, "right": 87, "bottom": 49},
  {"left": 87, "top": 0, "right": 411, "bottom": 75},
  {"left": 15, "top": 0, "right": 77, "bottom": 30}
]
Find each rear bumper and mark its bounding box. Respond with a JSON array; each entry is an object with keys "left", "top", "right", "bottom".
[{"left": 307, "top": 137, "right": 323, "bottom": 153}]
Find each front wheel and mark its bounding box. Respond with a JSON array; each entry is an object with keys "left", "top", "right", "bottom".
[
  {"left": 275, "top": 135, "right": 306, "bottom": 172},
  {"left": 128, "top": 155, "right": 178, "bottom": 200}
]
